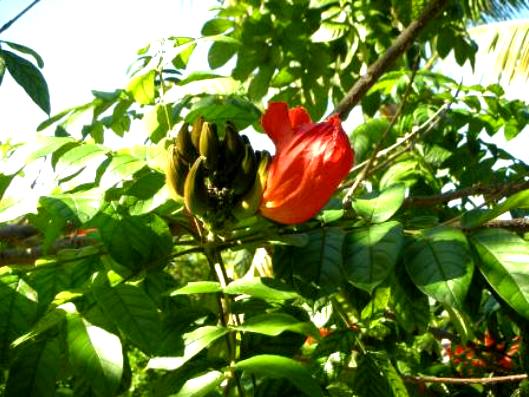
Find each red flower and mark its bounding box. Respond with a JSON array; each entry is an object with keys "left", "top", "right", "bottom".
[{"left": 259, "top": 102, "right": 354, "bottom": 224}]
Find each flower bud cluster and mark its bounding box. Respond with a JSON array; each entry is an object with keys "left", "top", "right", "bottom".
[{"left": 167, "top": 118, "right": 270, "bottom": 229}]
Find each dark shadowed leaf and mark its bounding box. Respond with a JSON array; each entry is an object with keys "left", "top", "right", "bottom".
[
  {"left": 354, "top": 351, "right": 409, "bottom": 397},
  {"left": 5, "top": 337, "right": 61, "bottom": 397},
  {"left": 0, "top": 275, "right": 38, "bottom": 365},
  {"left": 2, "top": 50, "right": 50, "bottom": 114}
]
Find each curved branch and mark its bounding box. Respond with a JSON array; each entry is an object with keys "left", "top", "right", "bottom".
[{"left": 333, "top": 0, "right": 449, "bottom": 119}]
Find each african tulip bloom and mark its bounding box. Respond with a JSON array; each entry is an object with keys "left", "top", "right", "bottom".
[{"left": 259, "top": 102, "right": 354, "bottom": 224}]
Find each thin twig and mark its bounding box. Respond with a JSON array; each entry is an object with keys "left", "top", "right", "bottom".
[
  {"left": 342, "top": 67, "right": 419, "bottom": 204},
  {"left": 403, "top": 373, "right": 527, "bottom": 385},
  {"left": 404, "top": 180, "right": 529, "bottom": 208},
  {"left": 0, "top": 236, "right": 99, "bottom": 266},
  {"left": 333, "top": 0, "right": 449, "bottom": 119},
  {"left": 0, "top": 0, "right": 42, "bottom": 35}
]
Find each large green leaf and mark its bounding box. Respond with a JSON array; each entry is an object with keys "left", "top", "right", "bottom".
[
  {"left": 55, "top": 143, "right": 107, "bottom": 177},
  {"left": 390, "top": 267, "right": 430, "bottom": 334},
  {"left": 126, "top": 69, "right": 156, "bottom": 105},
  {"left": 235, "top": 354, "right": 324, "bottom": 397},
  {"left": 224, "top": 277, "right": 300, "bottom": 301},
  {"left": 235, "top": 313, "right": 319, "bottom": 337},
  {"left": 2, "top": 49, "right": 50, "bottom": 114},
  {"left": 471, "top": 229, "right": 529, "bottom": 319},
  {"left": 66, "top": 312, "right": 123, "bottom": 397},
  {"left": 147, "top": 326, "right": 229, "bottom": 371},
  {"left": 462, "top": 189, "right": 529, "bottom": 228},
  {"left": 405, "top": 227, "right": 474, "bottom": 308},
  {"left": 352, "top": 184, "right": 406, "bottom": 224},
  {"left": 5, "top": 337, "right": 61, "bottom": 397},
  {"left": 92, "top": 279, "right": 163, "bottom": 354},
  {"left": 343, "top": 221, "right": 403, "bottom": 294},
  {"left": 90, "top": 212, "right": 172, "bottom": 272},
  {"left": 353, "top": 351, "right": 409, "bottom": 397},
  {"left": 274, "top": 227, "right": 345, "bottom": 297},
  {"left": 0, "top": 275, "right": 38, "bottom": 365}
]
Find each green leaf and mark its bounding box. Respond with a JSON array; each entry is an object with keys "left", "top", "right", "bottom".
[
  {"left": 91, "top": 212, "right": 172, "bottom": 272},
  {"left": 235, "top": 354, "right": 323, "bottom": 397},
  {"left": 173, "top": 370, "right": 225, "bottom": 397},
  {"left": 0, "top": 54, "right": 5, "bottom": 85},
  {"left": 1, "top": 41, "right": 44, "bottom": 67},
  {"left": 274, "top": 228, "right": 345, "bottom": 297},
  {"left": 55, "top": 143, "right": 107, "bottom": 176},
  {"left": 350, "top": 118, "right": 392, "bottom": 163},
  {"left": 224, "top": 277, "right": 300, "bottom": 301},
  {"left": 2, "top": 50, "right": 50, "bottom": 114},
  {"left": 405, "top": 227, "right": 474, "bottom": 308},
  {"left": 66, "top": 312, "right": 123, "bottom": 397},
  {"left": 171, "top": 42, "right": 196, "bottom": 69},
  {"left": 343, "top": 221, "right": 403, "bottom": 294},
  {"left": 178, "top": 71, "right": 223, "bottom": 85},
  {"left": 352, "top": 184, "right": 406, "bottom": 224},
  {"left": 202, "top": 18, "right": 234, "bottom": 35},
  {"left": 92, "top": 280, "right": 163, "bottom": 354},
  {"left": 0, "top": 172, "right": 17, "bottom": 200},
  {"left": 5, "top": 338, "right": 61, "bottom": 397},
  {"left": 354, "top": 351, "right": 409, "bottom": 397},
  {"left": 147, "top": 326, "right": 229, "bottom": 370},
  {"left": 144, "top": 104, "right": 171, "bottom": 143},
  {"left": 127, "top": 69, "right": 156, "bottom": 105},
  {"left": 235, "top": 313, "right": 319, "bottom": 337},
  {"left": 0, "top": 275, "right": 38, "bottom": 365},
  {"left": 185, "top": 95, "right": 260, "bottom": 130},
  {"left": 390, "top": 267, "right": 430, "bottom": 334},
  {"left": 248, "top": 65, "right": 274, "bottom": 101},
  {"left": 170, "top": 281, "right": 222, "bottom": 295},
  {"left": 471, "top": 229, "right": 529, "bottom": 319},
  {"left": 208, "top": 41, "right": 239, "bottom": 69},
  {"left": 462, "top": 189, "right": 529, "bottom": 228}
]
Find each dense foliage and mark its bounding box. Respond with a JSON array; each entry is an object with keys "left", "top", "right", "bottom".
[{"left": 1, "top": 0, "right": 529, "bottom": 396}]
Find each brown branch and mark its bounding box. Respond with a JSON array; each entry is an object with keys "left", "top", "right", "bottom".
[
  {"left": 333, "top": 0, "right": 449, "bottom": 119},
  {"left": 0, "top": 236, "right": 99, "bottom": 266},
  {"left": 483, "top": 218, "right": 529, "bottom": 232},
  {"left": 404, "top": 181, "right": 529, "bottom": 208},
  {"left": 403, "top": 373, "right": 527, "bottom": 385},
  {"left": 0, "top": 224, "right": 39, "bottom": 242}
]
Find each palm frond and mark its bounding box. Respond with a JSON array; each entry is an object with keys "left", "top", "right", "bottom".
[
  {"left": 466, "top": 0, "right": 529, "bottom": 22},
  {"left": 469, "top": 19, "right": 529, "bottom": 83}
]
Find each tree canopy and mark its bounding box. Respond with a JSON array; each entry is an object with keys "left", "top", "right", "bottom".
[{"left": 1, "top": 0, "right": 529, "bottom": 396}]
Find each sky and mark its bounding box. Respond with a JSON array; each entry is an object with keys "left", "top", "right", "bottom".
[{"left": 0, "top": 0, "right": 217, "bottom": 138}]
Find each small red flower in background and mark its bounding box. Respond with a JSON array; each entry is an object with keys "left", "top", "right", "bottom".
[{"left": 259, "top": 102, "right": 354, "bottom": 224}]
